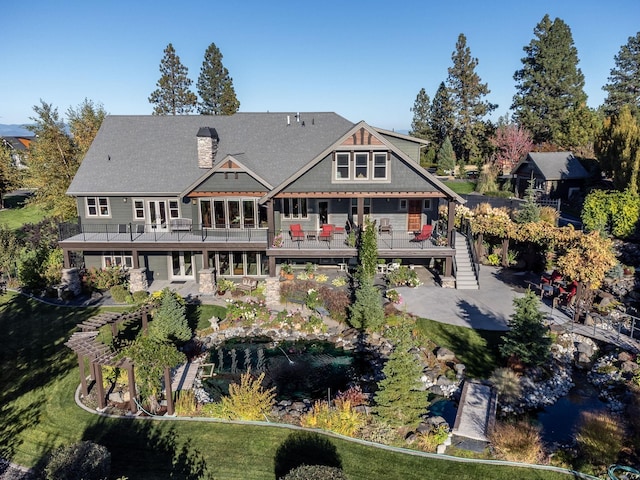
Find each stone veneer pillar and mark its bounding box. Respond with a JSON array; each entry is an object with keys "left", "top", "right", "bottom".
[
  {"left": 199, "top": 269, "right": 217, "bottom": 296},
  {"left": 265, "top": 277, "right": 281, "bottom": 308},
  {"left": 61, "top": 268, "right": 82, "bottom": 296},
  {"left": 128, "top": 268, "right": 148, "bottom": 293}
]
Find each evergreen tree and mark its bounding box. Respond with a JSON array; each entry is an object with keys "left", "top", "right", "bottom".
[
  {"left": 603, "top": 32, "right": 640, "bottom": 117},
  {"left": 446, "top": 33, "right": 497, "bottom": 165},
  {"left": 149, "top": 288, "right": 192, "bottom": 344},
  {"left": 512, "top": 15, "right": 591, "bottom": 148},
  {"left": 436, "top": 136, "right": 456, "bottom": 175},
  {"left": 148, "top": 43, "right": 197, "bottom": 115},
  {"left": 197, "top": 42, "right": 240, "bottom": 115},
  {"left": 0, "top": 142, "right": 21, "bottom": 209},
  {"left": 430, "top": 82, "right": 455, "bottom": 148},
  {"left": 499, "top": 290, "right": 552, "bottom": 367},
  {"left": 515, "top": 180, "right": 541, "bottom": 223},
  {"left": 410, "top": 88, "right": 432, "bottom": 141},
  {"left": 373, "top": 330, "right": 426, "bottom": 426},
  {"left": 358, "top": 217, "right": 378, "bottom": 282},
  {"left": 26, "top": 100, "right": 79, "bottom": 219},
  {"left": 349, "top": 278, "right": 384, "bottom": 331},
  {"left": 66, "top": 98, "right": 107, "bottom": 158},
  {"left": 595, "top": 105, "right": 640, "bottom": 193}
]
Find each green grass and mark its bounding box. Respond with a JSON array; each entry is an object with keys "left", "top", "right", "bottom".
[
  {"left": 416, "top": 318, "right": 504, "bottom": 378},
  {"left": 0, "top": 194, "right": 47, "bottom": 230},
  {"left": 0, "top": 292, "right": 570, "bottom": 479},
  {"left": 442, "top": 180, "right": 477, "bottom": 195}
]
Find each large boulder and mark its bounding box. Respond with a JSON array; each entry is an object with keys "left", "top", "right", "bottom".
[{"left": 436, "top": 347, "right": 456, "bottom": 362}]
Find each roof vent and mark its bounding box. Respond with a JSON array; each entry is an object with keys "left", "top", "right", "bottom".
[{"left": 197, "top": 127, "right": 219, "bottom": 169}]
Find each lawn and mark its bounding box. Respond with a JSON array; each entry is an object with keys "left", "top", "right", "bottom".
[
  {"left": 442, "top": 180, "right": 477, "bottom": 195},
  {"left": 0, "top": 291, "right": 570, "bottom": 479},
  {"left": 0, "top": 193, "right": 47, "bottom": 230}
]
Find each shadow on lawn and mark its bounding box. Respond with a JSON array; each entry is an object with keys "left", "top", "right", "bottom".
[
  {"left": 81, "top": 418, "right": 215, "bottom": 480},
  {"left": 274, "top": 431, "right": 342, "bottom": 479}
]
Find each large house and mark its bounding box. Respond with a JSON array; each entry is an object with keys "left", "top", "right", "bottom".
[{"left": 60, "top": 113, "right": 471, "bottom": 290}]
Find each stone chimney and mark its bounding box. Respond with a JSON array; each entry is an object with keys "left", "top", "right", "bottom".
[{"left": 197, "top": 127, "right": 219, "bottom": 169}]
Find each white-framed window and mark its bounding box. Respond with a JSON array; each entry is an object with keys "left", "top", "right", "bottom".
[
  {"left": 351, "top": 198, "right": 371, "bottom": 217},
  {"left": 399, "top": 199, "right": 408, "bottom": 211},
  {"left": 169, "top": 200, "right": 180, "bottom": 219},
  {"left": 373, "top": 153, "right": 388, "bottom": 179},
  {"left": 103, "top": 253, "right": 133, "bottom": 269},
  {"left": 354, "top": 152, "right": 369, "bottom": 179},
  {"left": 133, "top": 199, "right": 145, "bottom": 220},
  {"left": 283, "top": 198, "right": 308, "bottom": 218},
  {"left": 86, "top": 197, "right": 110, "bottom": 217},
  {"left": 336, "top": 153, "right": 350, "bottom": 179},
  {"left": 423, "top": 199, "right": 432, "bottom": 210}
]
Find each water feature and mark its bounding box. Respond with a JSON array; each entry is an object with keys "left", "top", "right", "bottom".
[{"left": 203, "top": 339, "right": 359, "bottom": 401}]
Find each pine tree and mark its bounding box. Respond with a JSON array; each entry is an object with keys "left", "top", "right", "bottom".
[
  {"left": 515, "top": 179, "right": 541, "bottom": 223},
  {"left": 446, "top": 33, "right": 497, "bottom": 165},
  {"left": 603, "top": 32, "right": 640, "bottom": 117},
  {"left": 149, "top": 288, "right": 192, "bottom": 344},
  {"left": 148, "top": 43, "right": 197, "bottom": 115},
  {"left": 436, "top": 136, "right": 456, "bottom": 175},
  {"left": 373, "top": 330, "right": 427, "bottom": 426},
  {"left": 358, "top": 217, "right": 378, "bottom": 282},
  {"left": 430, "top": 82, "right": 455, "bottom": 149},
  {"left": 512, "top": 15, "right": 591, "bottom": 148},
  {"left": 349, "top": 278, "right": 384, "bottom": 331},
  {"left": 410, "top": 88, "right": 432, "bottom": 141},
  {"left": 197, "top": 42, "right": 240, "bottom": 115},
  {"left": 26, "top": 101, "right": 79, "bottom": 219},
  {"left": 499, "top": 290, "right": 551, "bottom": 367}
]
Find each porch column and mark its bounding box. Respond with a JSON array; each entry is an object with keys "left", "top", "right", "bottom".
[
  {"left": 357, "top": 197, "right": 364, "bottom": 227},
  {"left": 447, "top": 200, "right": 456, "bottom": 247},
  {"left": 132, "top": 249, "right": 139, "bottom": 269},
  {"left": 164, "top": 367, "right": 175, "bottom": 416},
  {"left": 266, "top": 199, "right": 275, "bottom": 234},
  {"left": 62, "top": 249, "right": 71, "bottom": 269},
  {"left": 445, "top": 256, "right": 453, "bottom": 277}
]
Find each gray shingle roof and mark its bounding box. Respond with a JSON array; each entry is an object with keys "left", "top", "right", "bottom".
[
  {"left": 67, "top": 113, "right": 355, "bottom": 196},
  {"left": 521, "top": 152, "right": 589, "bottom": 180}
]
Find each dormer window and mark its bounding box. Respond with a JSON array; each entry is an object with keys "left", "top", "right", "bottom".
[
  {"left": 373, "top": 153, "right": 388, "bottom": 179},
  {"left": 355, "top": 153, "right": 368, "bottom": 179},
  {"left": 336, "top": 153, "right": 349, "bottom": 179}
]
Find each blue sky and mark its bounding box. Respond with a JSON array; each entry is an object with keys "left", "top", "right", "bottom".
[{"left": 1, "top": 0, "right": 638, "bottom": 132}]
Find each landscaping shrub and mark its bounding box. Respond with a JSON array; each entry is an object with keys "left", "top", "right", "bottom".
[
  {"left": 318, "top": 286, "right": 349, "bottom": 323},
  {"left": 489, "top": 420, "right": 544, "bottom": 464},
  {"left": 417, "top": 424, "right": 450, "bottom": 452},
  {"left": 149, "top": 287, "right": 191, "bottom": 344},
  {"left": 82, "top": 266, "right": 127, "bottom": 291},
  {"left": 109, "top": 284, "right": 132, "bottom": 304},
  {"left": 281, "top": 465, "right": 348, "bottom": 480},
  {"left": 43, "top": 440, "right": 111, "bottom": 480},
  {"left": 299, "top": 400, "right": 365, "bottom": 437},
  {"left": 489, "top": 367, "right": 522, "bottom": 404},
  {"left": 132, "top": 289, "right": 149, "bottom": 303},
  {"left": 575, "top": 411, "right": 622, "bottom": 467},
  {"left": 175, "top": 389, "right": 198, "bottom": 417},
  {"left": 217, "top": 371, "right": 276, "bottom": 421},
  {"left": 349, "top": 278, "right": 384, "bottom": 331}
]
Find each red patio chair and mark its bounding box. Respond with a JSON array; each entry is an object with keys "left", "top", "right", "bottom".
[
  {"left": 289, "top": 224, "right": 304, "bottom": 241},
  {"left": 411, "top": 224, "right": 433, "bottom": 242},
  {"left": 319, "top": 224, "right": 333, "bottom": 241}
]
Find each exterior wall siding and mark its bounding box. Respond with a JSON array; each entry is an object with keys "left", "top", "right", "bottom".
[
  {"left": 193, "top": 172, "right": 267, "bottom": 192},
  {"left": 381, "top": 135, "right": 421, "bottom": 163}
]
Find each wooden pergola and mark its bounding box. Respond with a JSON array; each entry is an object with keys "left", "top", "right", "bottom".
[{"left": 65, "top": 308, "right": 176, "bottom": 415}]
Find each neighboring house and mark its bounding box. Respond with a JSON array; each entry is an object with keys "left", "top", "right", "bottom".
[
  {"left": 60, "top": 113, "right": 466, "bottom": 286},
  {"left": 512, "top": 152, "right": 591, "bottom": 200},
  {"left": 1, "top": 135, "right": 32, "bottom": 170}
]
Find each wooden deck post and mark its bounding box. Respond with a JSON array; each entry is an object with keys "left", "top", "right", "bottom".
[
  {"left": 164, "top": 367, "right": 175, "bottom": 415},
  {"left": 447, "top": 200, "right": 456, "bottom": 247},
  {"left": 78, "top": 353, "right": 88, "bottom": 396},
  {"left": 95, "top": 364, "right": 106, "bottom": 410},
  {"left": 126, "top": 362, "right": 137, "bottom": 414}
]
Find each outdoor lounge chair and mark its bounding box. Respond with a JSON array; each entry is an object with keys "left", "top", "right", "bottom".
[
  {"left": 289, "top": 223, "right": 305, "bottom": 241},
  {"left": 319, "top": 224, "right": 333, "bottom": 241},
  {"left": 411, "top": 224, "right": 433, "bottom": 242},
  {"left": 379, "top": 218, "right": 392, "bottom": 234}
]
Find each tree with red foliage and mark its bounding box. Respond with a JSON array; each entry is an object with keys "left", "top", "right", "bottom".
[{"left": 490, "top": 121, "right": 533, "bottom": 174}]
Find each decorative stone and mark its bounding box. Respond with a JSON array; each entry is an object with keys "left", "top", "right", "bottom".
[
  {"left": 128, "top": 268, "right": 148, "bottom": 293},
  {"left": 437, "top": 375, "right": 454, "bottom": 387},
  {"left": 265, "top": 277, "right": 281, "bottom": 307},
  {"left": 620, "top": 361, "right": 638, "bottom": 373},
  {"left": 618, "top": 351, "right": 633, "bottom": 363},
  {"left": 576, "top": 342, "right": 594, "bottom": 356},
  {"left": 436, "top": 347, "right": 456, "bottom": 362},
  {"left": 60, "top": 268, "right": 82, "bottom": 296},
  {"left": 436, "top": 444, "right": 447, "bottom": 454}
]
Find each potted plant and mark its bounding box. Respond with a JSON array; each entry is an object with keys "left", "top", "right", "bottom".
[
  {"left": 280, "top": 263, "right": 294, "bottom": 280},
  {"left": 217, "top": 278, "right": 236, "bottom": 295},
  {"left": 305, "top": 262, "right": 316, "bottom": 279},
  {"left": 272, "top": 231, "right": 284, "bottom": 248}
]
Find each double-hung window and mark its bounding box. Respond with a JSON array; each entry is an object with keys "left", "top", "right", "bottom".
[
  {"left": 133, "top": 200, "right": 145, "bottom": 220},
  {"left": 336, "top": 153, "right": 350, "bottom": 179},
  {"left": 86, "top": 197, "right": 110, "bottom": 217},
  {"left": 373, "top": 153, "right": 388, "bottom": 179},
  {"left": 355, "top": 153, "right": 368, "bottom": 179}
]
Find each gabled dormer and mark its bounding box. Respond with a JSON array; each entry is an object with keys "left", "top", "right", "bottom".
[{"left": 333, "top": 126, "right": 390, "bottom": 183}]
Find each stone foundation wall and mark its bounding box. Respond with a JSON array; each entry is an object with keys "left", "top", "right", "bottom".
[
  {"left": 265, "top": 277, "right": 280, "bottom": 307},
  {"left": 199, "top": 269, "right": 217, "bottom": 295},
  {"left": 61, "top": 268, "right": 82, "bottom": 296}
]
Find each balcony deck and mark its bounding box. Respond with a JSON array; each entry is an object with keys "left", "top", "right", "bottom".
[{"left": 59, "top": 223, "right": 453, "bottom": 257}]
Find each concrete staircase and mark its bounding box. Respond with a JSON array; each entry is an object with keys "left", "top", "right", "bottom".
[{"left": 455, "top": 232, "right": 479, "bottom": 290}]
